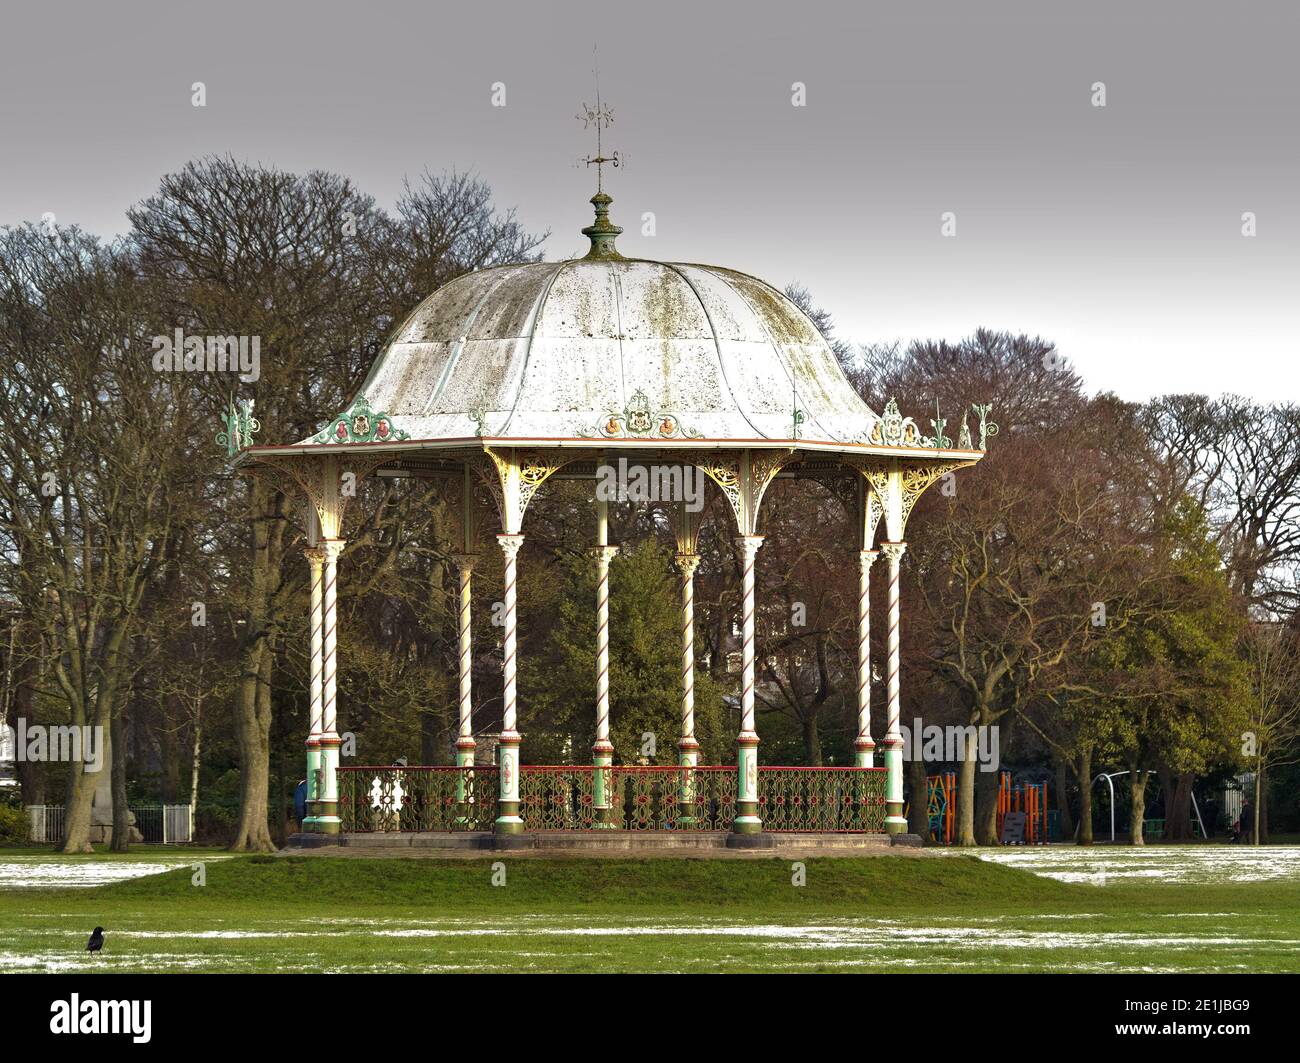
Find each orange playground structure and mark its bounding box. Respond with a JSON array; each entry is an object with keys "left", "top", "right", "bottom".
[{"left": 923, "top": 771, "right": 1049, "bottom": 845}]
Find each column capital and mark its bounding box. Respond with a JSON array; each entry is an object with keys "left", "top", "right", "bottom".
[
  {"left": 303, "top": 545, "right": 326, "bottom": 567},
  {"left": 588, "top": 544, "right": 620, "bottom": 564},
  {"left": 320, "top": 538, "right": 347, "bottom": 563},
  {"left": 496, "top": 532, "right": 524, "bottom": 562},
  {"left": 674, "top": 551, "right": 701, "bottom": 579},
  {"left": 879, "top": 540, "right": 907, "bottom": 564},
  {"left": 733, "top": 534, "right": 765, "bottom": 560},
  {"left": 451, "top": 552, "right": 479, "bottom": 572},
  {"left": 859, "top": 548, "right": 879, "bottom": 569}
]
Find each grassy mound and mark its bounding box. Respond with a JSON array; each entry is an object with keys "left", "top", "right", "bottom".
[{"left": 91, "top": 853, "right": 1080, "bottom": 913}]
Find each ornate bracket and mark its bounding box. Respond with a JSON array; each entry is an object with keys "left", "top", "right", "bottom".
[{"left": 471, "top": 448, "right": 573, "bottom": 533}]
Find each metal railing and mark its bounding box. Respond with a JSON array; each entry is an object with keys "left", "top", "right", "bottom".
[
  {"left": 339, "top": 766, "right": 498, "bottom": 833},
  {"left": 338, "top": 765, "right": 885, "bottom": 833},
  {"left": 25, "top": 804, "right": 193, "bottom": 844}
]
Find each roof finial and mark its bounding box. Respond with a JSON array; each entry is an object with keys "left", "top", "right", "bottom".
[{"left": 577, "top": 45, "right": 623, "bottom": 260}]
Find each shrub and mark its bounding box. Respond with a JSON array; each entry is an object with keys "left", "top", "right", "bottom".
[{"left": 0, "top": 803, "right": 29, "bottom": 846}]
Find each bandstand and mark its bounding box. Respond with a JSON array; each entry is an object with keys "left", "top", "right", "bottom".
[{"left": 231, "top": 175, "right": 992, "bottom": 850}]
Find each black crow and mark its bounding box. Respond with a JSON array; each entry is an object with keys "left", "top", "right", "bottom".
[{"left": 86, "top": 927, "right": 104, "bottom": 954}]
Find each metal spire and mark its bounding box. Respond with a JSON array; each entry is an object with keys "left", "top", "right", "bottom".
[{"left": 577, "top": 46, "right": 624, "bottom": 259}]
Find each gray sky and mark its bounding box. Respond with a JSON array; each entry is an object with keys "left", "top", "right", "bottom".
[{"left": 2, "top": 0, "right": 1295, "bottom": 400}]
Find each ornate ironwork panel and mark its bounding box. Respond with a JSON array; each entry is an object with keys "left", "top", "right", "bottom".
[
  {"left": 339, "top": 765, "right": 884, "bottom": 833},
  {"left": 757, "top": 767, "right": 886, "bottom": 832},
  {"left": 519, "top": 767, "right": 596, "bottom": 830},
  {"left": 339, "top": 766, "right": 498, "bottom": 832}
]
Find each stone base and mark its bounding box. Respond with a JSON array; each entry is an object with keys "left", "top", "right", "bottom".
[
  {"left": 286, "top": 832, "right": 345, "bottom": 848},
  {"left": 888, "top": 833, "right": 925, "bottom": 848},
  {"left": 282, "top": 830, "right": 896, "bottom": 854},
  {"left": 491, "top": 833, "right": 534, "bottom": 851}
]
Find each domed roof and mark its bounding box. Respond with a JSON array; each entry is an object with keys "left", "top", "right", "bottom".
[{"left": 339, "top": 255, "right": 878, "bottom": 446}]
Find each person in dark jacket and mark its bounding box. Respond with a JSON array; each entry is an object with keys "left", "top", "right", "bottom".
[{"left": 294, "top": 779, "right": 307, "bottom": 831}]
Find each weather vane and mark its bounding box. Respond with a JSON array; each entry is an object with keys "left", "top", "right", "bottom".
[{"left": 577, "top": 48, "right": 619, "bottom": 192}]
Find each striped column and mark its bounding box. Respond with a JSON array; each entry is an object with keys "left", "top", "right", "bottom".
[
  {"left": 317, "top": 538, "right": 346, "bottom": 834},
  {"left": 733, "top": 535, "right": 765, "bottom": 834},
  {"left": 674, "top": 552, "right": 702, "bottom": 823},
  {"left": 590, "top": 543, "right": 620, "bottom": 826},
  {"left": 452, "top": 554, "right": 478, "bottom": 825},
  {"left": 855, "top": 550, "right": 879, "bottom": 768},
  {"left": 880, "top": 541, "right": 907, "bottom": 833},
  {"left": 495, "top": 533, "right": 525, "bottom": 835},
  {"left": 302, "top": 547, "right": 325, "bottom": 831}
]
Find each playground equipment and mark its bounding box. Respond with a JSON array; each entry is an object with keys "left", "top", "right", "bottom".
[
  {"left": 1088, "top": 771, "right": 1207, "bottom": 842},
  {"left": 919, "top": 771, "right": 1049, "bottom": 844},
  {"left": 927, "top": 772, "right": 955, "bottom": 845},
  {"left": 997, "top": 772, "right": 1047, "bottom": 844}
]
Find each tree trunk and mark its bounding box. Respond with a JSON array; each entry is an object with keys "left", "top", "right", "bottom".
[
  {"left": 956, "top": 743, "right": 977, "bottom": 846},
  {"left": 61, "top": 676, "right": 120, "bottom": 854},
  {"left": 229, "top": 481, "right": 283, "bottom": 853},
  {"left": 230, "top": 639, "right": 276, "bottom": 851},
  {"left": 1252, "top": 760, "right": 1262, "bottom": 846},
  {"left": 1166, "top": 772, "right": 1195, "bottom": 841},
  {"left": 801, "top": 715, "right": 822, "bottom": 766},
  {"left": 110, "top": 708, "right": 130, "bottom": 852},
  {"left": 189, "top": 702, "right": 202, "bottom": 817},
  {"left": 907, "top": 754, "right": 929, "bottom": 839},
  {"left": 1054, "top": 758, "right": 1074, "bottom": 840},
  {"left": 1129, "top": 768, "right": 1148, "bottom": 846},
  {"left": 1077, "top": 746, "right": 1093, "bottom": 845}
]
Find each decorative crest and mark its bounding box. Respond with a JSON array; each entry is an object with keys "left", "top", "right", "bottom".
[
  {"left": 581, "top": 388, "right": 704, "bottom": 440},
  {"left": 868, "top": 398, "right": 922, "bottom": 447},
  {"left": 311, "top": 395, "right": 409, "bottom": 445},
  {"left": 216, "top": 396, "right": 259, "bottom": 456},
  {"left": 958, "top": 411, "right": 973, "bottom": 450}
]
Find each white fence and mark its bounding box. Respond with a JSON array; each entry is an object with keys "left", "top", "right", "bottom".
[{"left": 27, "top": 804, "right": 193, "bottom": 844}]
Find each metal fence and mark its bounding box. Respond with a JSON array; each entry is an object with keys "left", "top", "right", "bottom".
[
  {"left": 338, "top": 765, "right": 886, "bottom": 833},
  {"left": 26, "top": 804, "right": 193, "bottom": 844}
]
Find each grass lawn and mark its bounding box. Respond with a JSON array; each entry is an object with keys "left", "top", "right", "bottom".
[{"left": 1, "top": 847, "right": 1298, "bottom": 973}]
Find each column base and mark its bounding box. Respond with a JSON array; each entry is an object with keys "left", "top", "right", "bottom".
[
  {"left": 732, "top": 798, "right": 762, "bottom": 835},
  {"left": 885, "top": 806, "right": 908, "bottom": 835},
  {"left": 495, "top": 790, "right": 524, "bottom": 834},
  {"left": 317, "top": 817, "right": 341, "bottom": 835},
  {"left": 726, "top": 831, "right": 775, "bottom": 849}
]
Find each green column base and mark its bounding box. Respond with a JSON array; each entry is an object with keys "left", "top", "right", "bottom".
[
  {"left": 885, "top": 803, "right": 907, "bottom": 834},
  {"left": 494, "top": 800, "right": 524, "bottom": 834},
  {"left": 317, "top": 799, "right": 341, "bottom": 834},
  {"left": 732, "top": 800, "right": 762, "bottom": 834}
]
